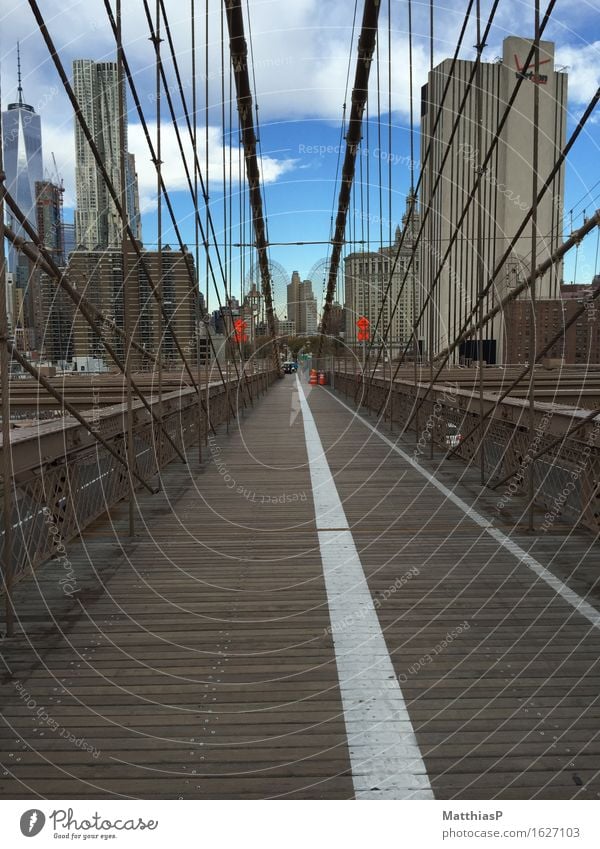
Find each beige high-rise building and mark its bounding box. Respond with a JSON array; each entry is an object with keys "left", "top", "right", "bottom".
[
  {"left": 287, "top": 271, "right": 301, "bottom": 328},
  {"left": 298, "top": 279, "right": 318, "bottom": 335},
  {"left": 344, "top": 194, "right": 421, "bottom": 357},
  {"left": 73, "top": 60, "right": 141, "bottom": 249},
  {"left": 420, "top": 36, "right": 567, "bottom": 364}
]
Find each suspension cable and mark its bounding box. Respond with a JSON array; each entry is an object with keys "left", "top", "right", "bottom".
[
  {"left": 363, "top": 0, "right": 477, "bottom": 369},
  {"left": 444, "top": 211, "right": 600, "bottom": 458},
  {"left": 101, "top": 0, "right": 238, "bottom": 416},
  {"left": 1, "top": 211, "right": 189, "bottom": 461},
  {"left": 149, "top": 0, "right": 253, "bottom": 397},
  {"left": 320, "top": 0, "right": 382, "bottom": 350},
  {"left": 375, "top": 0, "right": 555, "bottom": 397},
  {"left": 407, "top": 83, "right": 600, "bottom": 420},
  {"left": 224, "top": 0, "right": 280, "bottom": 370}
]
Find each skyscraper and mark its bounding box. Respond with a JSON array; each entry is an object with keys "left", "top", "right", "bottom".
[
  {"left": 420, "top": 36, "right": 567, "bottom": 364},
  {"left": 344, "top": 194, "right": 421, "bottom": 356},
  {"left": 2, "top": 46, "right": 45, "bottom": 351},
  {"left": 287, "top": 270, "right": 301, "bottom": 328},
  {"left": 35, "top": 180, "right": 65, "bottom": 264},
  {"left": 126, "top": 152, "right": 142, "bottom": 243},
  {"left": 2, "top": 45, "right": 44, "bottom": 274},
  {"left": 73, "top": 59, "right": 141, "bottom": 248},
  {"left": 297, "top": 279, "right": 318, "bottom": 335},
  {"left": 62, "top": 222, "right": 76, "bottom": 260}
]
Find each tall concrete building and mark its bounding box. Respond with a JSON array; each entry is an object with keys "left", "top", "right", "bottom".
[
  {"left": 62, "top": 222, "right": 76, "bottom": 261},
  {"left": 345, "top": 194, "right": 421, "bottom": 356},
  {"left": 126, "top": 152, "right": 142, "bottom": 242},
  {"left": 73, "top": 59, "right": 141, "bottom": 249},
  {"left": 287, "top": 271, "right": 301, "bottom": 328},
  {"left": 297, "top": 279, "right": 318, "bottom": 335},
  {"left": 287, "top": 272, "right": 318, "bottom": 335},
  {"left": 420, "top": 36, "right": 567, "bottom": 364},
  {"left": 35, "top": 180, "right": 65, "bottom": 264},
  {"left": 274, "top": 316, "right": 295, "bottom": 337}
]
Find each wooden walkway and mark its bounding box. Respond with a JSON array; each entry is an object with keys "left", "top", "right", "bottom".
[{"left": 1, "top": 373, "right": 600, "bottom": 799}]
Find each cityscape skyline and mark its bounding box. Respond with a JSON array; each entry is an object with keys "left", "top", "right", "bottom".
[
  {"left": 1, "top": 1, "right": 600, "bottom": 816},
  {"left": 1, "top": 1, "right": 598, "bottom": 298},
  {"left": 1, "top": 7, "right": 599, "bottom": 368}
]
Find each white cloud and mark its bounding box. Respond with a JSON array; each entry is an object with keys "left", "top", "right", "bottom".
[
  {"left": 40, "top": 120, "right": 76, "bottom": 208},
  {"left": 2, "top": 0, "right": 598, "bottom": 218},
  {"left": 4, "top": 0, "right": 599, "bottom": 130},
  {"left": 127, "top": 122, "right": 296, "bottom": 211},
  {"left": 555, "top": 41, "right": 600, "bottom": 105}
]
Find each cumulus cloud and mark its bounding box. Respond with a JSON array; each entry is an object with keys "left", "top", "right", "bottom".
[
  {"left": 128, "top": 122, "right": 296, "bottom": 211},
  {"left": 6, "top": 0, "right": 597, "bottom": 127},
  {"left": 1, "top": 0, "right": 598, "bottom": 215},
  {"left": 555, "top": 41, "right": 600, "bottom": 105}
]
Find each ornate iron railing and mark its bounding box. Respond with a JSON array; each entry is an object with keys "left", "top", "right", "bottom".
[
  {"left": 0, "top": 369, "right": 276, "bottom": 589},
  {"left": 334, "top": 367, "right": 600, "bottom": 534}
]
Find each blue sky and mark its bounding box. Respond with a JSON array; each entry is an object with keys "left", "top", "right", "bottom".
[{"left": 1, "top": 0, "right": 599, "bottom": 315}]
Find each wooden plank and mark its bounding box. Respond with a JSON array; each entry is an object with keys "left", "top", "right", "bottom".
[{"left": 1, "top": 375, "right": 600, "bottom": 800}]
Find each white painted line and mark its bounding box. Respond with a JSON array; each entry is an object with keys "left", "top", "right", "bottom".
[
  {"left": 296, "top": 375, "right": 433, "bottom": 800},
  {"left": 326, "top": 388, "right": 600, "bottom": 631}
]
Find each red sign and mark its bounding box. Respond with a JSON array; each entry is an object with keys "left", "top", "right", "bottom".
[
  {"left": 514, "top": 53, "right": 551, "bottom": 85},
  {"left": 356, "top": 315, "right": 370, "bottom": 341},
  {"left": 233, "top": 318, "right": 248, "bottom": 343}
]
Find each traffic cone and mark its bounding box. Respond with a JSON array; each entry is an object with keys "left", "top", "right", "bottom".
[
  {"left": 309, "top": 369, "right": 318, "bottom": 385},
  {"left": 318, "top": 371, "right": 327, "bottom": 385}
]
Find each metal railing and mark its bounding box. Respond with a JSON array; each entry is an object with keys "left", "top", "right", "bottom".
[
  {"left": 0, "top": 368, "right": 277, "bottom": 592},
  {"left": 334, "top": 366, "right": 600, "bottom": 535}
]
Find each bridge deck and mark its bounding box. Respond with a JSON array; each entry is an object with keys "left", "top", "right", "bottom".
[{"left": 1, "top": 375, "right": 600, "bottom": 800}]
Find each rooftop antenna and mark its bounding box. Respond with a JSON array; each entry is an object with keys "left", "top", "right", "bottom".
[{"left": 17, "top": 42, "right": 23, "bottom": 106}]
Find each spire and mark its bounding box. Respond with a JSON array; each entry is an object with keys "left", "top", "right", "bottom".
[{"left": 17, "top": 42, "right": 23, "bottom": 106}]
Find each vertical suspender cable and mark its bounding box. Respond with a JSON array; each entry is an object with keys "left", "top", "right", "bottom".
[
  {"left": 427, "top": 0, "right": 434, "bottom": 457},
  {"left": 528, "top": 0, "right": 541, "bottom": 530},
  {"left": 379, "top": 0, "right": 552, "bottom": 421},
  {"left": 154, "top": 0, "right": 164, "bottom": 480},
  {"left": 221, "top": 1, "right": 228, "bottom": 324},
  {"left": 376, "top": 28, "right": 387, "bottom": 417},
  {"left": 387, "top": 0, "right": 393, "bottom": 377},
  {"left": 408, "top": 0, "right": 419, "bottom": 444},
  {"left": 475, "top": 0, "right": 486, "bottom": 483},
  {"left": 320, "top": 0, "right": 382, "bottom": 352},
  {"left": 191, "top": 0, "right": 204, "bottom": 461},
  {"left": 355, "top": 132, "right": 366, "bottom": 398},
  {"left": 220, "top": 1, "right": 232, "bottom": 424},
  {"left": 365, "top": 0, "right": 476, "bottom": 378},
  {"left": 0, "top": 90, "right": 14, "bottom": 637},
  {"left": 224, "top": 0, "right": 280, "bottom": 371},
  {"left": 205, "top": 0, "right": 211, "bottom": 434},
  {"left": 365, "top": 97, "right": 371, "bottom": 393},
  {"left": 104, "top": 0, "right": 230, "bottom": 424},
  {"left": 229, "top": 48, "right": 234, "bottom": 319},
  {"left": 117, "top": 0, "right": 136, "bottom": 537}
]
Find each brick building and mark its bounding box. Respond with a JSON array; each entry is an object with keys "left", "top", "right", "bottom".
[
  {"left": 505, "top": 285, "right": 600, "bottom": 365},
  {"left": 62, "top": 247, "right": 196, "bottom": 369}
]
